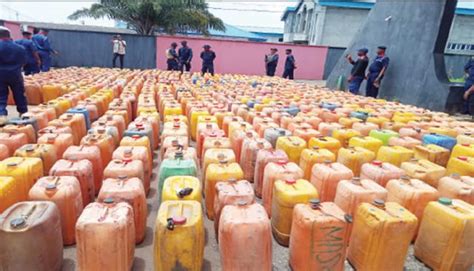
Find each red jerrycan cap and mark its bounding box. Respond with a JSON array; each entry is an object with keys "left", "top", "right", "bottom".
[
  {"left": 172, "top": 216, "right": 187, "bottom": 225},
  {"left": 285, "top": 179, "right": 296, "bottom": 185},
  {"left": 372, "top": 160, "right": 383, "bottom": 166},
  {"left": 276, "top": 159, "right": 287, "bottom": 165},
  {"left": 122, "top": 158, "right": 133, "bottom": 163},
  {"left": 132, "top": 135, "right": 141, "bottom": 139},
  {"left": 458, "top": 156, "right": 468, "bottom": 161}
]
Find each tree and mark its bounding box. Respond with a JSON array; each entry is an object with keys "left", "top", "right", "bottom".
[{"left": 68, "top": 0, "right": 225, "bottom": 35}]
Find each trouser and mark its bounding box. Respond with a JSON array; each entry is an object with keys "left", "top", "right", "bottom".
[
  {"left": 348, "top": 76, "right": 364, "bottom": 95},
  {"left": 202, "top": 64, "right": 214, "bottom": 76},
  {"left": 282, "top": 68, "right": 294, "bottom": 80},
  {"left": 23, "top": 63, "right": 40, "bottom": 75},
  {"left": 113, "top": 53, "right": 125, "bottom": 69},
  {"left": 0, "top": 71, "right": 28, "bottom": 116},
  {"left": 180, "top": 62, "right": 191, "bottom": 72},
  {"left": 38, "top": 51, "right": 51, "bottom": 72},
  {"left": 366, "top": 74, "right": 380, "bottom": 98},
  {"left": 167, "top": 59, "right": 179, "bottom": 71},
  {"left": 464, "top": 80, "right": 474, "bottom": 114},
  {"left": 266, "top": 64, "right": 276, "bottom": 76}
]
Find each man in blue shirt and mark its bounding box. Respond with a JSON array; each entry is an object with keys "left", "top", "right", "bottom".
[
  {"left": 32, "top": 29, "right": 56, "bottom": 72},
  {"left": 178, "top": 40, "right": 193, "bottom": 73},
  {"left": 283, "top": 49, "right": 296, "bottom": 80},
  {"left": 346, "top": 48, "right": 369, "bottom": 95},
  {"left": 166, "top": 42, "right": 179, "bottom": 71},
  {"left": 366, "top": 46, "right": 389, "bottom": 98},
  {"left": 0, "top": 27, "right": 28, "bottom": 121},
  {"left": 15, "top": 30, "right": 40, "bottom": 75},
  {"left": 265, "top": 48, "right": 279, "bottom": 77},
  {"left": 200, "top": 45, "right": 216, "bottom": 76}
]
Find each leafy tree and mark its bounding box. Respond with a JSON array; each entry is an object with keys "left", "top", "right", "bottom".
[{"left": 68, "top": 0, "right": 225, "bottom": 35}]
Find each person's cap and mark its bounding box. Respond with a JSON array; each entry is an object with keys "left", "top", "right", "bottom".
[
  {"left": 0, "top": 26, "right": 10, "bottom": 33},
  {"left": 22, "top": 31, "right": 32, "bottom": 35},
  {"left": 181, "top": 40, "right": 187, "bottom": 44},
  {"left": 270, "top": 48, "right": 278, "bottom": 51},
  {"left": 203, "top": 44, "right": 211, "bottom": 49},
  {"left": 378, "top": 46, "right": 387, "bottom": 50},
  {"left": 171, "top": 42, "right": 177, "bottom": 46},
  {"left": 358, "top": 48, "right": 368, "bottom": 54}
]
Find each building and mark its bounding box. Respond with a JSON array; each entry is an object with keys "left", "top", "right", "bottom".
[
  {"left": 238, "top": 26, "right": 284, "bottom": 43},
  {"left": 282, "top": 0, "right": 474, "bottom": 55}
]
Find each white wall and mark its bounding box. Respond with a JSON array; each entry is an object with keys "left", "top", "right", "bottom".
[{"left": 319, "top": 7, "right": 369, "bottom": 47}]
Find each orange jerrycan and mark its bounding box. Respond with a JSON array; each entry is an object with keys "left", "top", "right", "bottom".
[
  {"left": 103, "top": 159, "right": 145, "bottom": 187},
  {"left": 218, "top": 202, "right": 272, "bottom": 271},
  {"left": 50, "top": 159, "right": 94, "bottom": 206},
  {"left": 311, "top": 161, "right": 354, "bottom": 202},
  {"left": 271, "top": 179, "right": 318, "bottom": 246},
  {"left": 438, "top": 175, "right": 474, "bottom": 204},
  {"left": 289, "top": 200, "right": 351, "bottom": 271},
  {"left": 112, "top": 146, "right": 152, "bottom": 194},
  {"left": 299, "top": 147, "right": 336, "bottom": 180},
  {"left": 76, "top": 200, "right": 135, "bottom": 271},
  {"left": 0, "top": 157, "right": 43, "bottom": 200},
  {"left": 161, "top": 176, "right": 202, "bottom": 202},
  {"left": 154, "top": 200, "right": 204, "bottom": 271},
  {"left": 360, "top": 160, "right": 405, "bottom": 187},
  {"left": 0, "top": 132, "right": 28, "bottom": 156},
  {"left": 1, "top": 124, "right": 36, "bottom": 143},
  {"left": 63, "top": 145, "right": 104, "bottom": 193},
  {"left": 14, "top": 144, "right": 57, "bottom": 176},
  {"left": 0, "top": 201, "right": 63, "bottom": 271},
  {"left": 386, "top": 176, "right": 439, "bottom": 226},
  {"left": 28, "top": 176, "right": 83, "bottom": 245},
  {"left": 414, "top": 144, "right": 451, "bottom": 166},
  {"left": 414, "top": 198, "right": 474, "bottom": 271},
  {"left": 275, "top": 136, "right": 307, "bottom": 163},
  {"left": 240, "top": 138, "right": 272, "bottom": 182},
  {"left": 337, "top": 147, "right": 375, "bottom": 176},
  {"left": 81, "top": 133, "right": 115, "bottom": 167},
  {"left": 347, "top": 200, "right": 418, "bottom": 271},
  {"left": 254, "top": 149, "right": 289, "bottom": 198},
  {"left": 401, "top": 159, "right": 447, "bottom": 187},
  {"left": 262, "top": 160, "right": 303, "bottom": 217},
  {"left": 37, "top": 133, "right": 74, "bottom": 158},
  {"left": 97, "top": 177, "right": 147, "bottom": 244}
]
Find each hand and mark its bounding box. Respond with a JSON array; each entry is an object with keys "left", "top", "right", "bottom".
[
  {"left": 345, "top": 54, "right": 351, "bottom": 59},
  {"left": 36, "top": 60, "right": 41, "bottom": 67},
  {"left": 347, "top": 76, "right": 352, "bottom": 82},
  {"left": 294, "top": 66, "right": 297, "bottom": 69},
  {"left": 464, "top": 90, "right": 471, "bottom": 101}
]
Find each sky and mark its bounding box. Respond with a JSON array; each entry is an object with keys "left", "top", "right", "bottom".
[{"left": 1, "top": 0, "right": 473, "bottom": 30}]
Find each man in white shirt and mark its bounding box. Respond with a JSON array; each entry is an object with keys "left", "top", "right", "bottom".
[{"left": 112, "top": 34, "right": 126, "bottom": 69}]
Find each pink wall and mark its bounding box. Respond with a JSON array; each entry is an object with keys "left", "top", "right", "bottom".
[
  {"left": 156, "top": 35, "right": 328, "bottom": 80},
  {"left": 4, "top": 21, "right": 23, "bottom": 40}
]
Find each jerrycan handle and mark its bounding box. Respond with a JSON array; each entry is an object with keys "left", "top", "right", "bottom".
[
  {"left": 10, "top": 204, "right": 37, "bottom": 229},
  {"left": 309, "top": 199, "right": 352, "bottom": 224}
]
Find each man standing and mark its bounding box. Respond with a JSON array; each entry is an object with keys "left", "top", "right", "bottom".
[
  {"left": 282, "top": 49, "right": 296, "bottom": 80},
  {"left": 15, "top": 30, "right": 41, "bottom": 75},
  {"left": 346, "top": 48, "right": 369, "bottom": 95},
  {"left": 32, "top": 29, "right": 56, "bottom": 72},
  {"left": 178, "top": 41, "right": 193, "bottom": 73},
  {"left": 166, "top": 42, "right": 179, "bottom": 71},
  {"left": 265, "top": 48, "right": 279, "bottom": 76},
  {"left": 0, "top": 27, "right": 28, "bottom": 123},
  {"left": 366, "top": 46, "right": 389, "bottom": 98},
  {"left": 112, "top": 35, "right": 126, "bottom": 69},
  {"left": 200, "top": 45, "right": 216, "bottom": 76}
]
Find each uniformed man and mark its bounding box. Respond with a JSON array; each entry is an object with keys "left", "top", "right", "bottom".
[
  {"left": 346, "top": 48, "right": 369, "bottom": 95},
  {"left": 111, "top": 34, "right": 126, "bottom": 69},
  {"left": 32, "top": 29, "right": 56, "bottom": 72},
  {"left": 0, "top": 26, "right": 28, "bottom": 123},
  {"left": 282, "top": 49, "right": 296, "bottom": 80},
  {"left": 15, "top": 30, "right": 40, "bottom": 75},
  {"left": 265, "top": 48, "right": 279, "bottom": 77},
  {"left": 166, "top": 42, "right": 179, "bottom": 71},
  {"left": 178, "top": 40, "right": 193, "bottom": 72},
  {"left": 462, "top": 57, "right": 474, "bottom": 114},
  {"left": 366, "top": 46, "right": 389, "bottom": 98},
  {"left": 200, "top": 45, "right": 216, "bottom": 76}
]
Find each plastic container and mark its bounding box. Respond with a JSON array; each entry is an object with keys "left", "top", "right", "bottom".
[
  {"left": 218, "top": 202, "right": 272, "bottom": 271},
  {"left": 271, "top": 179, "right": 318, "bottom": 246},
  {"left": 154, "top": 200, "right": 204, "bottom": 271},
  {"left": 414, "top": 144, "right": 450, "bottom": 166},
  {"left": 97, "top": 177, "right": 147, "bottom": 244},
  {"left": 360, "top": 160, "right": 405, "bottom": 187},
  {"left": 422, "top": 133, "right": 457, "bottom": 150},
  {"left": 332, "top": 129, "right": 362, "bottom": 148},
  {"left": 254, "top": 149, "right": 289, "bottom": 198},
  {"left": 311, "top": 161, "right": 354, "bottom": 202},
  {"left": 299, "top": 147, "right": 336, "bottom": 180},
  {"left": 0, "top": 201, "right": 63, "bottom": 271},
  {"left": 202, "top": 148, "right": 236, "bottom": 181},
  {"left": 438, "top": 175, "right": 474, "bottom": 204},
  {"left": 447, "top": 156, "right": 474, "bottom": 176},
  {"left": 50, "top": 159, "right": 94, "bottom": 206},
  {"left": 76, "top": 200, "right": 135, "bottom": 271},
  {"left": 161, "top": 176, "right": 202, "bottom": 202},
  {"left": 308, "top": 136, "right": 341, "bottom": 155},
  {"left": 14, "top": 144, "right": 57, "bottom": 176},
  {"left": 289, "top": 200, "right": 351, "bottom": 271},
  {"left": 205, "top": 161, "right": 244, "bottom": 220},
  {"left": 275, "top": 136, "right": 307, "bottom": 163},
  {"left": 401, "top": 159, "right": 447, "bottom": 187},
  {"left": 80, "top": 133, "right": 115, "bottom": 167},
  {"left": 369, "top": 129, "right": 399, "bottom": 146},
  {"left": 0, "top": 157, "right": 43, "bottom": 201},
  {"left": 63, "top": 145, "right": 104, "bottom": 194},
  {"left": 376, "top": 145, "right": 414, "bottom": 167},
  {"left": 264, "top": 127, "right": 292, "bottom": 148},
  {"left": 352, "top": 121, "right": 379, "bottom": 136},
  {"left": 414, "top": 198, "right": 474, "bottom": 271},
  {"left": 28, "top": 176, "right": 82, "bottom": 245},
  {"left": 262, "top": 160, "right": 303, "bottom": 216},
  {"left": 103, "top": 159, "right": 145, "bottom": 188},
  {"left": 1, "top": 124, "right": 35, "bottom": 144},
  {"left": 37, "top": 133, "right": 74, "bottom": 158},
  {"left": 240, "top": 138, "right": 272, "bottom": 182},
  {"left": 347, "top": 201, "right": 418, "bottom": 270},
  {"left": 337, "top": 147, "right": 375, "bottom": 176}
]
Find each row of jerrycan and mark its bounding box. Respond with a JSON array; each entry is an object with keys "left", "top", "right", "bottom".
[{"left": 0, "top": 70, "right": 163, "bottom": 271}]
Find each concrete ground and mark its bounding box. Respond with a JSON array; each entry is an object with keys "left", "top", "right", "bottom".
[{"left": 7, "top": 104, "right": 432, "bottom": 270}]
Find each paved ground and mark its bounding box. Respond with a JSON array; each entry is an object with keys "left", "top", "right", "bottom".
[{"left": 7, "top": 104, "right": 433, "bottom": 270}]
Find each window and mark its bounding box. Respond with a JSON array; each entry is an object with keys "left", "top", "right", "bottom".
[{"left": 446, "top": 42, "right": 474, "bottom": 54}]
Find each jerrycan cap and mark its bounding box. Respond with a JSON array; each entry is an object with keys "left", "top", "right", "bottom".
[
  {"left": 276, "top": 159, "right": 287, "bottom": 165},
  {"left": 45, "top": 183, "right": 57, "bottom": 190},
  {"left": 118, "top": 175, "right": 128, "bottom": 180},
  {"left": 171, "top": 216, "right": 187, "bottom": 225},
  {"left": 173, "top": 122, "right": 180, "bottom": 128},
  {"left": 462, "top": 143, "right": 470, "bottom": 147},
  {"left": 458, "top": 156, "right": 468, "bottom": 161},
  {"left": 372, "top": 160, "right": 383, "bottom": 166},
  {"left": 132, "top": 135, "right": 141, "bottom": 139},
  {"left": 124, "top": 148, "right": 133, "bottom": 155},
  {"left": 103, "top": 198, "right": 115, "bottom": 204},
  {"left": 400, "top": 175, "right": 410, "bottom": 181},
  {"left": 351, "top": 177, "right": 361, "bottom": 184},
  {"left": 237, "top": 200, "right": 248, "bottom": 206},
  {"left": 285, "top": 179, "right": 296, "bottom": 185},
  {"left": 309, "top": 199, "right": 321, "bottom": 209},
  {"left": 438, "top": 197, "right": 452, "bottom": 206},
  {"left": 278, "top": 129, "right": 286, "bottom": 135},
  {"left": 10, "top": 218, "right": 26, "bottom": 229},
  {"left": 450, "top": 173, "right": 461, "bottom": 179},
  {"left": 344, "top": 214, "right": 353, "bottom": 223},
  {"left": 25, "top": 145, "right": 35, "bottom": 152},
  {"left": 373, "top": 199, "right": 385, "bottom": 208},
  {"left": 122, "top": 158, "right": 133, "bottom": 163}
]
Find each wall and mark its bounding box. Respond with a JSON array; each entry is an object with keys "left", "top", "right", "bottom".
[
  {"left": 327, "top": 0, "right": 456, "bottom": 111},
  {"left": 445, "top": 54, "right": 472, "bottom": 78},
  {"left": 156, "top": 35, "right": 328, "bottom": 80},
  {"left": 448, "top": 14, "right": 474, "bottom": 44},
  {"left": 323, "top": 47, "right": 345, "bottom": 79},
  {"left": 3, "top": 20, "right": 23, "bottom": 40},
  {"left": 320, "top": 7, "right": 369, "bottom": 47},
  {"left": 47, "top": 30, "right": 156, "bottom": 69}
]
